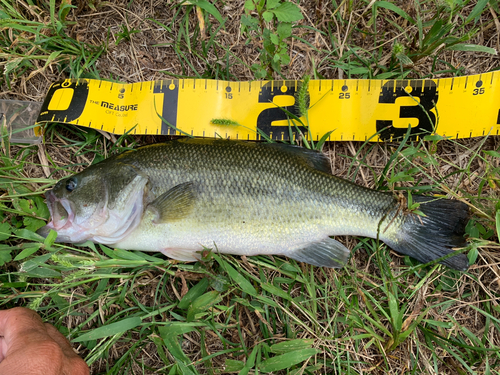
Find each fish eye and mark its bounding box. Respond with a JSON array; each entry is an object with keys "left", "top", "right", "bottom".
[{"left": 66, "top": 178, "right": 77, "bottom": 192}]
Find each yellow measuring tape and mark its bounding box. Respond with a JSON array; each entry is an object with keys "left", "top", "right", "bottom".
[{"left": 36, "top": 72, "right": 500, "bottom": 141}]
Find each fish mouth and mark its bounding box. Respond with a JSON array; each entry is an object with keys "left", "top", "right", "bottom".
[
  {"left": 37, "top": 190, "right": 75, "bottom": 241},
  {"left": 37, "top": 175, "right": 147, "bottom": 245}
]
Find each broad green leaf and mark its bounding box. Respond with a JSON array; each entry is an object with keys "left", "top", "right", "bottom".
[
  {"left": 259, "top": 348, "right": 319, "bottom": 372},
  {"left": 51, "top": 292, "right": 70, "bottom": 309},
  {"left": 0, "top": 249, "right": 12, "bottom": 266},
  {"left": 239, "top": 344, "right": 260, "bottom": 375},
  {"left": 161, "top": 332, "right": 192, "bottom": 366},
  {"left": 34, "top": 196, "right": 51, "bottom": 219},
  {"left": 374, "top": 1, "right": 415, "bottom": 24},
  {"left": 20, "top": 253, "right": 52, "bottom": 271},
  {"left": 277, "top": 22, "right": 292, "bottom": 39},
  {"left": 225, "top": 263, "right": 257, "bottom": 296},
  {"left": 0, "top": 222, "right": 11, "bottom": 241},
  {"left": 241, "top": 14, "right": 259, "bottom": 29},
  {"left": 14, "top": 246, "right": 40, "bottom": 261},
  {"left": 483, "top": 150, "right": 500, "bottom": 158},
  {"left": 388, "top": 292, "right": 402, "bottom": 331},
  {"left": 189, "top": 0, "right": 224, "bottom": 25},
  {"left": 178, "top": 278, "right": 209, "bottom": 309},
  {"left": 465, "top": 0, "right": 489, "bottom": 24},
  {"left": 262, "top": 10, "right": 274, "bottom": 22},
  {"left": 278, "top": 51, "right": 290, "bottom": 64},
  {"left": 270, "top": 32, "right": 279, "bottom": 45},
  {"left": 175, "top": 359, "right": 197, "bottom": 375},
  {"left": 270, "top": 339, "right": 315, "bottom": 354},
  {"left": 225, "top": 359, "right": 245, "bottom": 371},
  {"left": 447, "top": 44, "right": 497, "bottom": 54},
  {"left": 23, "top": 217, "right": 46, "bottom": 233},
  {"left": 99, "top": 244, "right": 119, "bottom": 258},
  {"left": 244, "top": 0, "right": 255, "bottom": 11},
  {"left": 23, "top": 266, "right": 61, "bottom": 278},
  {"left": 266, "top": 0, "right": 280, "bottom": 9},
  {"left": 349, "top": 66, "right": 370, "bottom": 75},
  {"left": 43, "top": 229, "right": 57, "bottom": 247},
  {"left": 256, "top": 294, "right": 279, "bottom": 307},
  {"left": 73, "top": 317, "right": 142, "bottom": 342},
  {"left": 468, "top": 244, "right": 478, "bottom": 264},
  {"left": 4, "top": 57, "right": 24, "bottom": 77},
  {"left": 13, "top": 228, "right": 45, "bottom": 242},
  {"left": 187, "top": 290, "right": 221, "bottom": 321},
  {"left": 43, "top": 50, "right": 62, "bottom": 67},
  {"left": 58, "top": 1, "right": 74, "bottom": 22},
  {"left": 271, "top": 2, "right": 303, "bottom": 22},
  {"left": 395, "top": 52, "right": 413, "bottom": 66},
  {"left": 423, "top": 319, "right": 453, "bottom": 329},
  {"left": 261, "top": 283, "right": 291, "bottom": 300},
  {"left": 158, "top": 322, "right": 203, "bottom": 339},
  {"left": 122, "top": 250, "right": 161, "bottom": 262},
  {"left": 113, "top": 248, "right": 146, "bottom": 260},
  {"left": 18, "top": 199, "right": 33, "bottom": 215},
  {"left": 151, "top": 334, "right": 170, "bottom": 366},
  {"left": 350, "top": 333, "right": 376, "bottom": 340}
]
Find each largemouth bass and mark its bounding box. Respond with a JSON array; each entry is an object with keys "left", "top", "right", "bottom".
[{"left": 37, "top": 138, "right": 470, "bottom": 270}]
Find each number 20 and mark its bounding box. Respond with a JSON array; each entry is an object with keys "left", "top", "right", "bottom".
[{"left": 473, "top": 88, "right": 485, "bottom": 95}]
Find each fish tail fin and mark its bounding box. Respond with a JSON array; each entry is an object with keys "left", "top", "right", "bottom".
[{"left": 384, "top": 196, "right": 470, "bottom": 271}]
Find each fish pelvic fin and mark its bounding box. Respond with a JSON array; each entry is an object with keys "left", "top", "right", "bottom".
[
  {"left": 161, "top": 247, "right": 200, "bottom": 262},
  {"left": 384, "top": 196, "right": 470, "bottom": 271},
  {"left": 148, "top": 182, "right": 197, "bottom": 223},
  {"left": 287, "top": 237, "right": 350, "bottom": 268}
]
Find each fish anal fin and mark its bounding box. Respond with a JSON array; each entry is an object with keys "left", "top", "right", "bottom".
[
  {"left": 148, "top": 182, "right": 196, "bottom": 224},
  {"left": 287, "top": 237, "right": 350, "bottom": 268}
]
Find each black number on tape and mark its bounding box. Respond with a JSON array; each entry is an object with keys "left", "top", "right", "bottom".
[
  {"left": 257, "top": 81, "right": 307, "bottom": 140},
  {"left": 154, "top": 81, "right": 179, "bottom": 135},
  {"left": 37, "top": 80, "right": 89, "bottom": 123},
  {"left": 376, "top": 80, "right": 438, "bottom": 141}
]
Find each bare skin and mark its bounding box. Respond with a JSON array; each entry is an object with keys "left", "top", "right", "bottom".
[{"left": 0, "top": 307, "right": 89, "bottom": 375}]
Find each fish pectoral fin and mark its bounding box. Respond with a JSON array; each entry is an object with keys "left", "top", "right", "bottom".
[
  {"left": 147, "top": 182, "right": 197, "bottom": 223},
  {"left": 287, "top": 238, "right": 350, "bottom": 268}
]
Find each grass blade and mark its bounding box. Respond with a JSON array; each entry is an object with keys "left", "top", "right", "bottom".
[{"left": 73, "top": 317, "right": 142, "bottom": 342}]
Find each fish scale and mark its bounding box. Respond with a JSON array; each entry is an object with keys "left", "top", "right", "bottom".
[{"left": 38, "top": 138, "right": 470, "bottom": 270}]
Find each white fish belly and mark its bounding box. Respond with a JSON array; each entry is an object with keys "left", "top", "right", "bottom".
[{"left": 112, "top": 197, "right": 381, "bottom": 262}]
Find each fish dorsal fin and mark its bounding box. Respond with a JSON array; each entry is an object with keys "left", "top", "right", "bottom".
[
  {"left": 287, "top": 237, "right": 350, "bottom": 268},
  {"left": 263, "top": 143, "right": 332, "bottom": 175},
  {"left": 148, "top": 182, "right": 197, "bottom": 223}
]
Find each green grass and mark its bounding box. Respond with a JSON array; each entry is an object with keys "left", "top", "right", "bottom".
[
  {"left": 1, "top": 0, "right": 500, "bottom": 374},
  {"left": 0, "top": 0, "right": 105, "bottom": 85}
]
